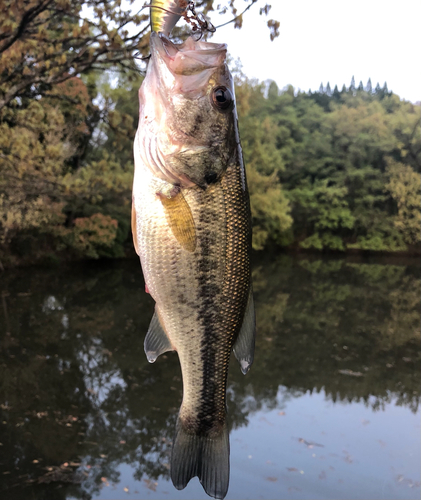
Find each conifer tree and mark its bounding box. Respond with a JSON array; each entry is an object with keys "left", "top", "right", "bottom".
[
  {"left": 358, "top": 80, "right": 364, "bottom": 91},
  {"left": 319, "top": 83, "right": 324, "bottom": 93},
  {"left": 333, "top": 84, "right": 340, "bottom": 100},
  {"left": 341, "top": 84, "right": 347, "bottom": 93},
  {"left": 326, "top": 82, "right": 332, "bottom": 96},
  {"left": 350, "top": 76, "right": 356, "bottom": 92},
  {"left": 366, "top": 78, "right": 373, "bottom": 93},
  {"left": 375, "top": 82, "right": 381, "bottom": 94}
]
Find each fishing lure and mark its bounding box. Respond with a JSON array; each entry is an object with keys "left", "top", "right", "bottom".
[{"left": 147, "top": 0, "right": 215, "bottom": 39}]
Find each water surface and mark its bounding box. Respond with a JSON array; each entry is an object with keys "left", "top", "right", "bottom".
[{"left": 0, "top": 255, "right": 420, "bottom": 499}]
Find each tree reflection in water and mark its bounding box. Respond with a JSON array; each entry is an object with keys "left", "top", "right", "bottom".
[{"left": 0, "top": 256, "right": 419, "bottom": 499}]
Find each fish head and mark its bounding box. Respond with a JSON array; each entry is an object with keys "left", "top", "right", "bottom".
[{"left": 138, "top": 32, "right": 238, "bottom": 189}]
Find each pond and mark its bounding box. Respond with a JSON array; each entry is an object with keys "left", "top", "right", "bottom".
[{"left": 0, "top": 254, "right": 420, "bottom": 500}]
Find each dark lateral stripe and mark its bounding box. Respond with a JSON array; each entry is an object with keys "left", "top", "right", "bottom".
[
  {"left": 192, "top": 160, "right": 251, "bottom": 436},
  {"left": 196, "top": 212, "right": 221, "bottom": 434}
]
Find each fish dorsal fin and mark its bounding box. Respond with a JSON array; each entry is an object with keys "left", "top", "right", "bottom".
[
  {"left": 131, "top": 203, "right": 140, "bottom": 256},
  {"left": 144, "top": 308, "right": 174, "bottom": 363},
  {"left": 233, "top": 288, "right": 256, "bottom": 374},
  {"left": 159, "top": 189, "right": 197, "bottom": 252}
]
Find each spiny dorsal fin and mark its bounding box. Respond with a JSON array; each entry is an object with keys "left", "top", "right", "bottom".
[
  {"left": 233, "top": 287, "right": 256, "bottom": 375},
  {"left": 159, "top": 190, "right": 197, "bottom": 252},
  {"left": 144, "top": 308, "right": 174, "bottom": 363}
]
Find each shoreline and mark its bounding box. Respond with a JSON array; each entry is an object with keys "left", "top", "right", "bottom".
[{"left": 1, "top": 246, "right": 420, "bottom": 271}]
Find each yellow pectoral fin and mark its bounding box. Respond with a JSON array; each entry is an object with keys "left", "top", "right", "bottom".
[
  {"left": 131, "top": 203, "right": 140, "bottom": 256},
  {"left": 159, "top": 191, "right": 197, "bottom": 253}
]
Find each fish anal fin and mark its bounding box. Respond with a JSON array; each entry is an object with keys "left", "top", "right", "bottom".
[
  {"left": 144, "top": 308, "right": 174, "bottom": 363},
  {"left": 131, "top": 203, "right": 140, "bottom": 256},
  {"left": 233, "top": 288, "right": 256, "bottom": 375},
  {"left": 158, "top": 189, "right": 197, "bottom": 252}
]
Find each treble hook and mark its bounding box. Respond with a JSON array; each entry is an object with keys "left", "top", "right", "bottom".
[{"left": 184, "top": 1, "right": 216, "bottom": 40}]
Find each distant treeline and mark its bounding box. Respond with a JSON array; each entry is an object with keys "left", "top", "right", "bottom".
[
  {"left": 0, "top": 72, "right": 420, "bottom": 267},
  {"left": 237, "top": 75, "right": 420, "bottom": 252}
]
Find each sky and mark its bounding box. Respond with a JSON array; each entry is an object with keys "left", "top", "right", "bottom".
[{"left": 206, "top": 0, "right": 420, "bottom": 102}]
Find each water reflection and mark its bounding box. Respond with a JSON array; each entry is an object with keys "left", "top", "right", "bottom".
[{"left": 0, "top": 256, "right": 419, "bottom": 499}]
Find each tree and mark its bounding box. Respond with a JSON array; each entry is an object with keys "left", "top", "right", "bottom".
[
  {"left": 267, "top": 80, "right": 279, "bottom": 100},
  {"left": 366, "top": 78, "right": 373, "bottom": 93},
  {"left": 326, "top": 82, "right": 332, "bottom": 96},
  {"left": 235, "top": 78, "right": 293, "bottom": 249},
  {"left": 289, "top": 180, "right": 355, "bottom": 251},
  {"left": 0, "top": 0, "right": 277, "bottom": 109},
  {"left": 0, "top": 0, "right": 142, "bottom": 110},
  {"left": 0, "top": 75, "right": 132, "bottom": 265},
  {"left": 279, "top": 85, "right": 420, "bottom": 252},
  {"left": 386, "top": 159, "right": 421, "bottom": 246},
  {"left": 349, "top": 76, "right": 356, "bottom": 92}
]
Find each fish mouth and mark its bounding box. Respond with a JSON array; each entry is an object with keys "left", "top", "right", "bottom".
[
  {"left": 150, "top": 32, "right": 228, "bottom": 96},
  {"left": 151, "top": 32, "right": 227, "bottom": 67}
]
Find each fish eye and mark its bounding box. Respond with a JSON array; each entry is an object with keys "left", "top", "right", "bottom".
[{"left": 211, "top": 86, "right": 233, "bottom": 112}]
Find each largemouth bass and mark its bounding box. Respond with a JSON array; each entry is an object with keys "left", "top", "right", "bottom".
[{"left": 132, "top": 9, "right": 255, "bottom": 499}]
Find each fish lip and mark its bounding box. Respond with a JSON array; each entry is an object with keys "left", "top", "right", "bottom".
[
  {"left": 151, "top": 31, "right": 227, "bottom": 66},
  {"left": 152, "top": 32, "right": 178, "bottom": 60}
]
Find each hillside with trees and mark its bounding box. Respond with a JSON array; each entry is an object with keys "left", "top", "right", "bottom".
[{"left": 237, "top": 77, "right": 420, "bottom": 252}]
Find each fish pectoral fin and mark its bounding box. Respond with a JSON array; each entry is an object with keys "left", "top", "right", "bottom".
[
  {"left": 131, "top": 203, "right": 140, "bottom": 256},
  {"left": 158, "top": 189, "right": 197, "bottom": 252},
  {"left": 233, "top": 287, "right": 256, "bottom": 375},
  {"left": 144, "top": 308, "right": 174, "bottom": 363}
]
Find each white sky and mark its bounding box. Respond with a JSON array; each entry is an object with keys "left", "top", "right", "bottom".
[{"left": 207, "top": 0, "right": 420, "bottom": 102}]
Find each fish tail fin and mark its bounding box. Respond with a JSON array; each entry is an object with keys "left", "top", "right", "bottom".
[{"left": 171, "top": 417, "right": 230, "bottom": 500}]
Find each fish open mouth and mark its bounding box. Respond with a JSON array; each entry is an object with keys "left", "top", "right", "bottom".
[
  {"left": 151, "top": 32, "right": 228, "bottom": 95},
  {"left": 152, "top": 32, "right": 227, "bottom": 64}
]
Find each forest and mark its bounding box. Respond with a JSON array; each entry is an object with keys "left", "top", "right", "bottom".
[{"left": 1, "top": 0, "right": 420, "bottom": 267}]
